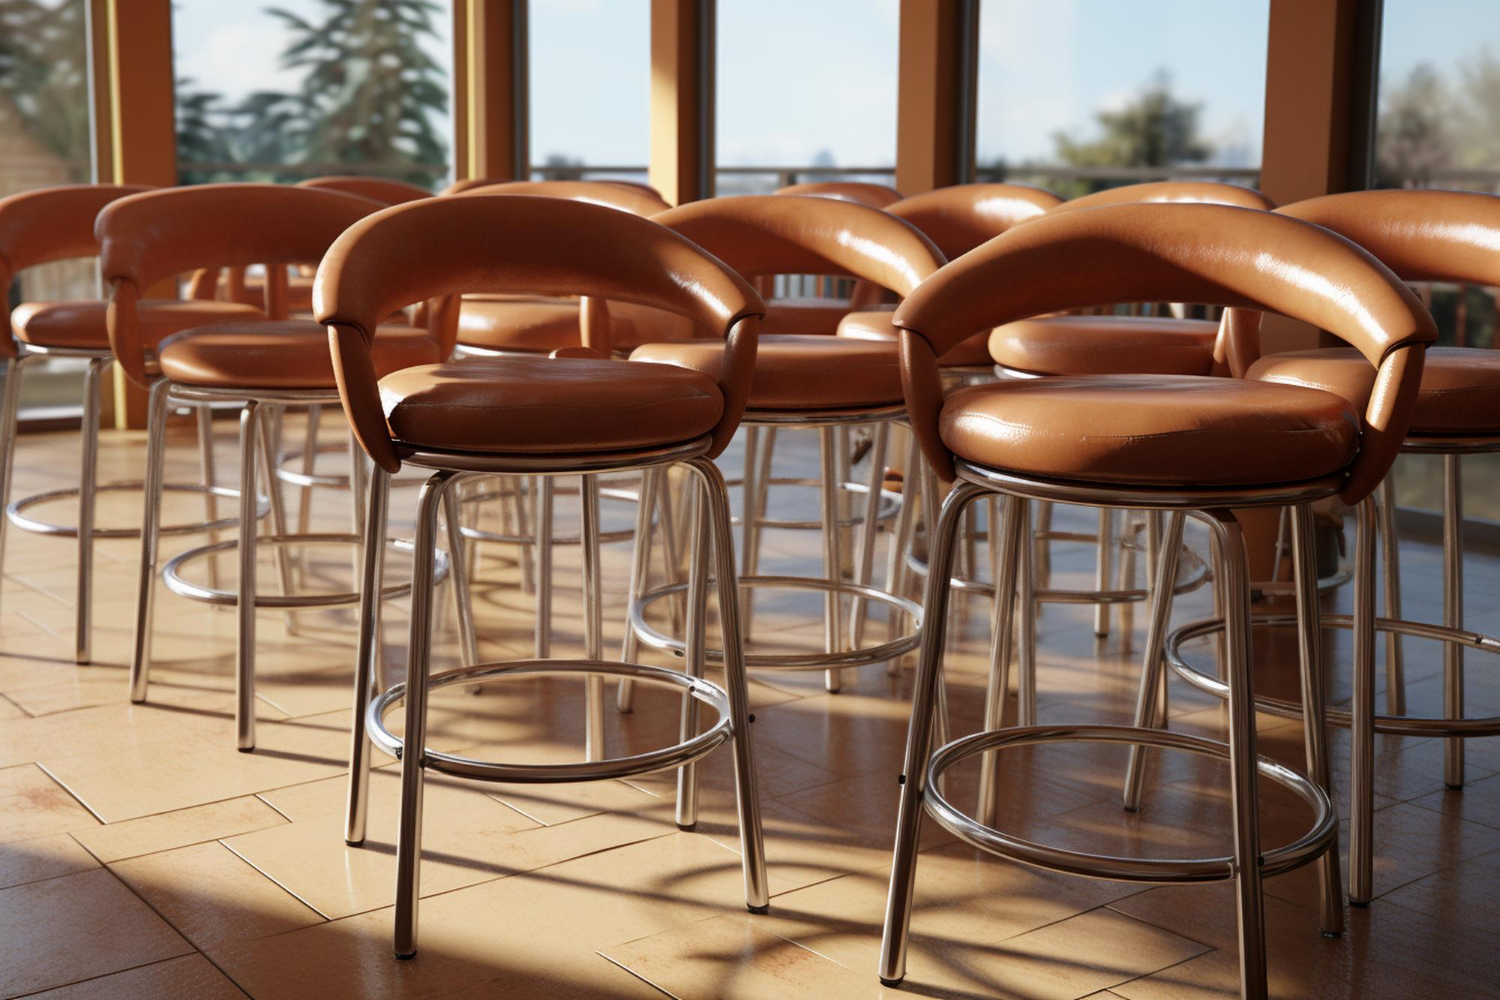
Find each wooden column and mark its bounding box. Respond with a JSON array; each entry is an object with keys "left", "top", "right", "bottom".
[
  {"left": 894, "top": 0, "right": 977, "bottom": 196},
  {"left": 649, "top": 0, "right": 713, "bottom": 206},
  {"left": 460, "top": 0, "right": 528, "bottom": 182},
  {"left": 101, "top": 0, "right": 176, "bottom": 429}
]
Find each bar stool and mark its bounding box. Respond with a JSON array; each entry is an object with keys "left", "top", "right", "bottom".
[
  {"left": 98, "top": 183, "right": 451, "bottom": 751},
  {"left": 878, "top": 202, "right": 1435, "bottom": 996},
  {"left": 1155, "top": 188, "right": 1500, "bottom": 906},
  {"left": 622, "top": 194, "right": 946, "bottom": 705},
  {"left": 317, "top": 193, "right": 769, "bottom": 958},
  {"left": 0, "top": 183, "right": 270, "bottom": 664}
]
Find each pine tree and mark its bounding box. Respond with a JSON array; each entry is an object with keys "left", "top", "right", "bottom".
[{"left": 0, "top": 0, "right": 91, "bottom": 182}]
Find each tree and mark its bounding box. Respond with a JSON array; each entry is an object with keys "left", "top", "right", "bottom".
[
  {"left": 1374, "top": 63, "right": 1452, "bottom": 188},
  {"left": 0, "top": 0, "right": 90, "bottom": 182},
  {"left": 1052, "top": 71, "right": 1211, "bottom": 173}
]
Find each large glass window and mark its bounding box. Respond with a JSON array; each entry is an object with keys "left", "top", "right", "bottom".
[
  {"left": 529, "top": 0, "right": 648, "bottom": 183},
  {"left": 172, "top": 0, "right": 454, "bottom": 189},
  {"left": 975, "top": 0, "right": 1269, "bottom": 196},
  {"left": 715, "top": 0, "right": 899, "bottom": 194},
  {"left": 0, "top": 0, "right": 97, "bottom": 414}
]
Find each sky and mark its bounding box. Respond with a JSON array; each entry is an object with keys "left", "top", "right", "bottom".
[{"left": 169, "top": 0, "right": 1500, "bottom": 173}]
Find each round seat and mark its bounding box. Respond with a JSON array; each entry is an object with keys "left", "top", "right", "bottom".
[
  {"left": 12, "top": 299, "right": 265, "bottom": 351},
  {"left": 762, "top": 296, "right": 852, "bottom": 335},
  {"left": 1249, "top": 346, "right": 1500, "bottom": 436},
  {"left": 632, "top": 333, "right": 902, "bottom": 410},
  {"left": 157, "top": 320, "right": 442, "bottom": 390},
  {"left": 939, "top": 374, "right": 1360, "bottom": 487},
  {"left": 837, "top": 306, "right": 992, "bottom": 366},
  {"left": 988, "top": 315, "right": 1221, "bottom": 376},
  {"left": 379, "top": 355, "right": 724, "bottom": 454}
]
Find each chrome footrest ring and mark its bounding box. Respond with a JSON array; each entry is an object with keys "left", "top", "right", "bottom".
[
  {"left": 630, "top": 575, "right": 922, "bottom": 670},
  {"left": 160, "top": 532, "right": 446, "bottom": 608},
  {"left": 8, "top": 481, "right": 269, "bottom": 539},
  {"left": 367, "top": 658, "right": 733, "bottom": 782},
  {"left": 455, "top": 484, "right": 639, "bottom": 546},
  {"left": 276, "top": 445, "right": 428, "bottom": 490},
  {"left": 905, "top": 537, "right": 1209, "bottom": 603},
  {"left": 723, "top": 475, "right": 901, "bottom": 530},
  {"left": 924, "top": 724, "right": 1337, "bottom": 882},
  {"left": 1167, "top": 614, "right": 1500, "bottom": 738}
]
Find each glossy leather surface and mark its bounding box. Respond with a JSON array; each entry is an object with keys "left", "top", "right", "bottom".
[
  {"left": 13, "top": 299, "right": 264, "bottom": 351},
  {"left": 1248, "top": 346, "right": 1500, "bottom": 435},
  {"left": 158, "top": 320, "right": 441, "bottom": 390},
  {"left": 378, "top": 356, "right": 723, "bottom": 454},
  {"left": 893, "top": 202, "right": 1435, "bottom": 501},
  {"left": 458, "top": 298, "right": 580, "bottom": 352},
  {"left": 939, "top": 375, "right": 1360, "bottom": 486},
  {"left": 773, "top": 181, "right": 903, "bottom": 208},
  {"left": 315, "top": 195, "right": 764, "bottom": 471},
  {"left": 1043, "top": 180, "right": 1276, "bottom": 218},
  {"left": 296, "top": 176, "right": 434, "bottom": 205},
  {"left": 887, "top": 183, "right": 1063, "bottom": 258},
  {"left": 450, "top": 179, "right": 670, "bottom": 216},
  {"left": 988, "top": 316, "right": 1221, "bottom": 376},
  {"left": 763, "top": 296, "right": 855, "bottom": 335},
  {"left": 837, "top": 306, "right": 993, "bottom": 367},
  {"left": 632, "top": 333, "right": 903, "bottom": 410}
]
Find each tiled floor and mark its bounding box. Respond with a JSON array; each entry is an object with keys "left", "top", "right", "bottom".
[{"left": 1, "top": 415, "right": 1498, "bottom": 998}]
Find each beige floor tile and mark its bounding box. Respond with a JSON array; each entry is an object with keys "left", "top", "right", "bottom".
[
  {"left": 111, "top": 841, "right": 325, "bottom": 957},
  {"left": 23, "top": 954, "right": 246, "bottom": 1000},
  {"left": 603, "top": 912, "right": 877, "bottom": 999},
  {"left": 0, "top": 833, "right": 99, "bottom": 890},
  {"left": 0, "top": 763, "right": 99, "bottom": 843},
  {"left": 0, "top": 695, "right": 26, "bottom": 721},
  {"left": 70, "top": 794, "right": 288, "bottom": 864},
  {"left": 0, "top": 867, "right": 192, "bottom": 998}
]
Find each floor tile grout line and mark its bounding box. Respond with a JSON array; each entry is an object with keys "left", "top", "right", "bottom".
[
  {"left": 31, "top": 760, "right": 108, "bottom": 826},
  {"left": 217, "top": 839, "right": 337, "bottom": 922},
  {"left": 6, "top": 952, "right": 249, "bottom": 1000},
  {"left": 595, "top": 950, "right": 681, "bottom": 998},
  {"left": 252, "top": 790, "right": 295, "bottom": 824},
  {"left": 0, "top": 690, "right": 33, "bottom": 718}
]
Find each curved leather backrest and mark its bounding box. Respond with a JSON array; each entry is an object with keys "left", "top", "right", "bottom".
[
  {"left": 894, "top": 203, "right": 1435, "bottom": 502},
  {"left": 297, "top": 175, "right": 434, "bottom": 205},
  {"left": 0, "top": 184, "right": 155, "bottom": 279},
  {"left": 314, "top": 195, "right": 767, "bottom": 470},
  {"left": 774, "top": 180, "right": 903, "bottom": 209},
  {"left": 448, "top": 179, "right": 671, "bottom": 216},
  {"left": 887, "top": 183, "right": 1063, "bottom": 259},
  {"left": 601, "top": 179, "right": 666, "bottom": 200},
  {"left": 97, "top": 183, "right": 384, "bottom": 291},
  {"left": 1046, "top": 180, "right": 1276, "bottom": 216},
  {"left": 655, "top": 195, "right": 946, "bottom": 297}
]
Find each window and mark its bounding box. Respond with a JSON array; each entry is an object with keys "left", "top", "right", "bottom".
[
  {"left": 715, "top": 0, "right": 899, "bottom": 194},
  {"left": 0, "top": 0, "right": 97, "bottom": 414},
  {"left": 529, "top": 0, "right": 649, "bottom": 183},
  {"left": 172, "top": 0, "right": 455, "bottom": 189},
  {"left": 975, "top": 0, "right": 1269, "bottom": 196}
]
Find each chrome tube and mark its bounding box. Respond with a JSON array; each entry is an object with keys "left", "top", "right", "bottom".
[
  {"left": 849, "top": 421, "right": 889, "bottom": 651},
  {"left": 255, "top": 407, "right": 299, "bottom": 635},
  {"left": 344, "top": 464, "right": 390, "bottom": 846},
  {"left": 1017, "top": 501, "right": 1037, "bottom": 727},
  {"left": 1291, "top": 502, "right": 1344, "bottom": 936},
  {"left": 393, "top": 470, "right": 451, "bottom": 959},
  {"left": 235, "top": 402, "right": 262, "bottom": 751},
  {"left": 676, "top": 474, "right": 709, "bottom": 828},
  {"left": 1350, "top": 497, "right": 1377, "bottom": 905},
  {"left": 1122, "top": 510, "right": 1186, "bottom": 811},
  {"left": 74, "top": 358, "right": 105, "bottom": 664},
  {"left": 1376, "top": 478, "right": 1406, "bottom": 716},
  {"left": 581, "top": 475, "right": 605, "bottom": 762},
  {"left": 534, "top": 476, "right": 554, "bottom": 659},
  {"left": 818, "top": 427, "right": 844, "bottom": 693},
  {"left": 879, "top": 479, "right": 988, "bottom": 987},
  {"left": 129, "top": 380, "right": 172, "bottom": 703},
  {"left": 740, "top": 426, "right": 761, "bottom": 641},
  {"left": 1033, "top": 500, "right": 1053, "bottom": 582},
  {"left": 976, "top": 495, "right": 1023, "bottom": 827},
  {"left": 0, "top": 358, "right": 25, "bottom": 625},
  {"left": 442, "top": 485, "right": 479, "bottom": 668},
  {"left": 195, "top": 402, "right": 220, "bottom": 591},
  {"left": 685, "top": 456, "right": 769, "bottom": 911},
  {"left": 1093, "top": 508, "right": 1112, "bottom": 636},
  {"left": 616, "top": 466, "right": 660, "bottom": 714},
  {"left": 296, "top": 403, "right": 321, "bottom": 536},
  {"left": 1442, "top": 455, "right": 1465, "bottom": 788},
  {"left": 883, "top": 430, "right": 920, "bottom": 666}
]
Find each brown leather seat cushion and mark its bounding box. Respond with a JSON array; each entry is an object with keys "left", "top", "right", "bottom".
[
  {"left": 225, "top": 274, "right": 315, "bottom": 312},
  {"left": 837, "top": 306, "right": 992, "bottom": 366},
  {"left": 158, "top": 320, "right": 442, "bottom": 389},
  {"left": 1248, "top": 346, "right": 1500, "bottom": 435},
  {"left": 940, "top": 374, "right": 1360, "bottom": 487},
  {"left": 457, "top": 297, "right": 702, "bottom": 354},
  {"left": 12, "top": 299, "right": 266, "bottom": 350},
  {"left": 631, "top": 333, "right": 903, "bottom": 410},
  {"left": 988, "top": 316, "right": 1220, "bottom": 376},
  {"left": 763, "top": 296, "right": 852, "bottom": 335},
  {"left": 379, "top": 356, "right": 723, "bottom": 454}
]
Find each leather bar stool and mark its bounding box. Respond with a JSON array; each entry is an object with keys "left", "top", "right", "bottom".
[
  {"left": 619, "top": 194, "right": 946, "bottom": 708},
  {"left": 98, "top": 184, "right": 450, "bottom": 752},
  {"left": 877, "top": 202, "right": 1435, "bottom": 997},
  {"left": 317, "top": 194, "right": 768, "bottom": 958},
  {"left": 0, "top": 184, "right": 269, "bottom": 664},
  {"left": 1154, "top": 188, "right": 1500, "bottom": 907}
]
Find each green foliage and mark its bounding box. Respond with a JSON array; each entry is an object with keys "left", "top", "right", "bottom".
[
  {"left": 0, "top": 0, "right": 91, "bottom": 182},
  {"left": 1052, "top": 71, "right": 1210, "bottom": 172}
]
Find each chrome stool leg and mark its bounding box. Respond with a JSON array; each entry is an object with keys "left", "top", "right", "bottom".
[
  {"left": 296, "top": 403, "right": 321, "bottom": 537},
  {"left": 1376, "top": 477, "right": 1406, "bottom": 715},
  {"left": 1290, "top": 502, "right": 1345, "bottom": 936},
  {"left": 0, "top": 358, "right": 25, "bottom": 625},
  {"left": 534, "top": 476, "right": 554, "bottom": 659},
  {"left": 677, "top": 474, "right": 709, "bottom": 828},
  {"left": 819, "top": 427, "right": 844, "bottom": 693},
  {"left": 976, "top": 494, "right": 1024, "bottom": 827},
  {"left": 883, "top": 430, "right": 921, "bottom": 673},
  {"left": 1017, "top": 501, "right": 1037, "bottom": 726},
  {"left": 1122, "top": 511, "right": 1186, "bottom": 811},
  {"left": 255, "top": 406, "right": 299, "bottom": 636},
  {"left": 195, "top": 404, "right": 221, "bottom": 593},
  {"left": 129, "top": 380, "right": 172, "bottom": 704},
  {"left": 442, "top": 485, "right": 479, "bottom": 669},
  {"left": 1350, "top": 498, "right": 1378, "bottom": 905},
  {"left": 345, "top": 463, "right": 390, "bottom": 846},
  {"left": 581, "top": 475, "right": 606, "bottom": 762},
  {"left": 740, "top": 426, "right": 761, "bottom": 640},
  {"left": 879, "top": 480, "right": 987, "bottom": 987},
  {"left": 1093, "top": 508, "right": 1113, "bottom": 637},
  {"left": 848, "top": 421, "right": 889, "bottom": 651},
  {"left": 1442, "top": 455, "right": 1464, "bottom": 788},
  {"left": 74, "top": 357, "right": 106, "bottom": 664},
  {"left": 1033, "top": 500, "right": 1053, "bottom": 582},
  {"left": 392, "top": 470, "right": 451, "bottom": 959},
  {"left": 235, "top": 402, "right": 262, "bottom": 751},
  {"left": 616, "top": 466, "right": 663, "bottom": 714}
]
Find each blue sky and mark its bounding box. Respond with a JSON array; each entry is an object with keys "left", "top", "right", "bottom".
[{"left": 172, "top": 0, "right": 1500, "bottom": 173}]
